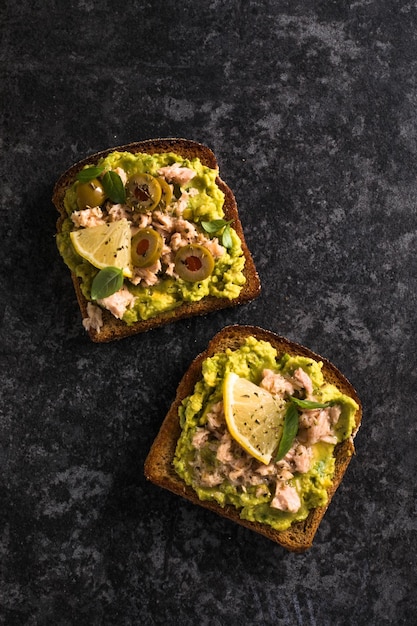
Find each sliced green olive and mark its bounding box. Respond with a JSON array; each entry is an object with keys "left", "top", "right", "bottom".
[
  {"left": 156, "top": 177, "right": 173, "bottom": 208},
  {"left": 131, "top": 228, "right": 163, "bottom": 268},
  {"left": 76, "top": 178, "right": 107, "bottom": 210},
  {"left": 126, "top": 173, "right": 162, "bottom": 211},
  {"left": 174, "top": 244, "right": 215, "bottom": 282}
]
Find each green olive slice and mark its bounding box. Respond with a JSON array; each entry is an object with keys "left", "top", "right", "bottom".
[
  {"left": 131, "top": 228, "right": 163, "bottom": 268},
  {"left": 174, "top": 244, "right": 215, "bottom": 282},
  {"left": 76, "top": 178, "right": 107, "bottom": 210},
  {"left": 156, "top": 177, "right": 173, "bottom": 208},
  {"left": 126, "top": 173, "right": 162, "bottom": 211}
]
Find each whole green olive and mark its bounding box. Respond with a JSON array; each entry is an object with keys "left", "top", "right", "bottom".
[
  {"left": 76, "top": 178, "right": 107, "bottom": 210},
  {"left": 174, "top": 244, "right": 215, "bottom": 282}
]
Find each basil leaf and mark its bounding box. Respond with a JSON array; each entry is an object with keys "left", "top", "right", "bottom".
[
  {"left": 201, "top": 219, "right": 230, "bottom": 234},
  {"left": 290, "top": 397, "right": 333, "bottom": 410},
  {"left": 201, "top": 219, "right": 233, "bottom": 248},
  {"left": 275, "top": 402, "right": 299, "bottom": 462},
  {"left": 76, "top": 166, "right": 105, "bottom": 183},
  {"left": 102, "top": 171, "right": 126, "bottom": 204},
  {"left": 221, "top": 224, "right": 233, "bottom": 249},
  {"left": 91, "top": 267, "right": 124, "bottom": 300}
]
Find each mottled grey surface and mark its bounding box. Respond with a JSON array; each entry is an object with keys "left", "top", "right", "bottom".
[{"left": 1, "top": 1, "right": 416, "bottom": 624}]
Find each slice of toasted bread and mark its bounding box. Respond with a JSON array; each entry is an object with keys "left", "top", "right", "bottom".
[
  {"left": 52, "top": 138, "right": 260, "bottom": 342},
  {"left": 144, "top": 325, "right": 362, "bottom": 552}
]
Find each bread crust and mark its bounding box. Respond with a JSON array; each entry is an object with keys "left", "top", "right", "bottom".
[
  {"left": 53, "top": 139, "right": 261, "bottom": 342},
  {"left": 144, "top": 325, "right": 362, "bottom": 552}
]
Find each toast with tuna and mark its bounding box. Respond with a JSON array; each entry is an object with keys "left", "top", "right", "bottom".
[
  {"left": 53, "top": 139, "right": 260, "bottom": 342},
  {"left": 144, "top": 325, "right": 362, "bottom": 552}
]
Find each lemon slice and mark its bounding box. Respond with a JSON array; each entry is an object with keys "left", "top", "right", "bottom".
[
  {"left": 70, "top": 219, "right": 132, "bottom": 277},
  {"left": 223, "top": 372, "right": 284, "bottom": 465}
]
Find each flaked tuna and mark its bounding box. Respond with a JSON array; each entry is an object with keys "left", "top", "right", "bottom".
[
  {"left": 98, "top": 285, "right": 136, "bottom": 319},
  {"left": 71, "top": 206, "right": 106, "bottom": 228},
  {"left": 186, "top": 367, "right": 346, "bottom": 515},
  {"left": 157, "top": 163, "right": 196, "bottom": 185},
  {"left": 271, "top": 483, "right": 301, "bottom": 513}
]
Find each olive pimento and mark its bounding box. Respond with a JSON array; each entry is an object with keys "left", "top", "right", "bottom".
[
  {"left": 126, "top": 173, "right": 162, "bottom": 211},
  {"left": 76, "top": 178, "right": 107, "bottom": 210},
  {"left": 174, "top": 244, "right": 215, "bottom": 282},
  {"left": 131, "top": 228, "right": 163, "bottom": 267}
]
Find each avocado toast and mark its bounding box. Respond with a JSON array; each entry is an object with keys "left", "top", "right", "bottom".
[
  {"left": 53, "top": 139, "right": 261, "bottom": 342},
  {"left": 144, "top": 325, "right": 362, "bottom": 552}
]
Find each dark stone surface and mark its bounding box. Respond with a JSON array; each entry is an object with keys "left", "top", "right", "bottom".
[{"left": 1, "top": 1, "right": 416, "bottom": 624}]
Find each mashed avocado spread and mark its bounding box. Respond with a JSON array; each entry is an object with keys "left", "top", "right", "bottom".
[
  {"left": 173, "top": 337, "right": 358, "bottom": 532},
  {"left": 56, "top": 151, "right": 246, "bottom": 324}
]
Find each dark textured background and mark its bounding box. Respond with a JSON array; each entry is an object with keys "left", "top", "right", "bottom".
[{"left": 1, "top": 1, "right": 416, "bottom": 624}]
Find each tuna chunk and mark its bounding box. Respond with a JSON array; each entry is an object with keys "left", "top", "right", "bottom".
[
  {"left": 192, "top": 428, "right": 209, "bottom": 449},
  {"left": 256, "top": 462, "right": 278, "bottom": 477},
  {"left": 271, "top": 483, "right": 301, "bottom": 513},
  {"left": 152, "top": 211, "right": 175, "bottom": 237},
  {"left": 292, "top": 367, "right": 314, "bottom": 397},
  {"left": 198, "top": 235, "right": 225, "bottom": 259},
  {"left": 216, "top": 432, "right": 235, "bottom": 463},
  {"left": 206, "top": 402, "right": 224, "bottom": 431},
  {"left": 328, "top": 404, "right": 342, "bottom": 425},
  {"left": 283, "top": 441, "right": 312, "bottom": 473},
  {"left": 131, "top": 212, "right": 152, "bottom": 229},
  {"left": 98, "top": 286, "right": 136, "bottom": 319},
  {"left": 157, "top": 163, "right": 196, "bottom": 185},
  {"left": 71, "top": 207, "right": 105, "bottom": 228},
  {"left": 298, "top": 409, "right": 338, "bottom": 445},
  {"left": 200, "top": 471, "right": 224, "bottom": 487},
  {"left": 82, "top": 303, "right": 103, "bottom": 333},
  {"left": 107, "top": 203, "right": 131, "bottom": 222},
  {"left": 172, "top": 219, "right": 199, "bottom": 247},
  {"left": 260, "top": 369, "right": 295, "bottom": 398},
  {"left": 130, "top": 260, "right": 162, "bottom": 286}
]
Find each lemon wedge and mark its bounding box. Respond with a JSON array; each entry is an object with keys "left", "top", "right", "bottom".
[
  {"left": 223, "top": 372, "right": 284, "bottom": 465},
  {"left": 70, "top": 219, "right": 132, "bottom": 277}
]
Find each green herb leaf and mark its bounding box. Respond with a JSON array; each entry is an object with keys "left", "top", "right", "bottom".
[
  {"left": 290, "top": 397, "right": 334, "bottom": 410},
  {"left": 75, "top": 166, "right": 105, "bottom": 183},
  {"left": 275, "top": 402, "right": 299, "bottom": 462},
  {"left": 201, "top": 219, "right": 233, "bottom": 248},
  {"left": 221, "top": 223, "right": 233, "bottom": 248},
  {"left": 102, "top": 170, "right": 126, "bottom": 204},
  {"left": 201, "top": 219, "right": 230, "bottom": 234},
  {"left": 91, "top": 267, "right": 124, "bottom": 300}
]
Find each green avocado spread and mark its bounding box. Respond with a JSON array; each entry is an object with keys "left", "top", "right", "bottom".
[
  {"left": 56, "top": 151, "right": 246, "bottom": 325},
  {"left": 173, "top": 336, "right": 359, "bottom": 532}
]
